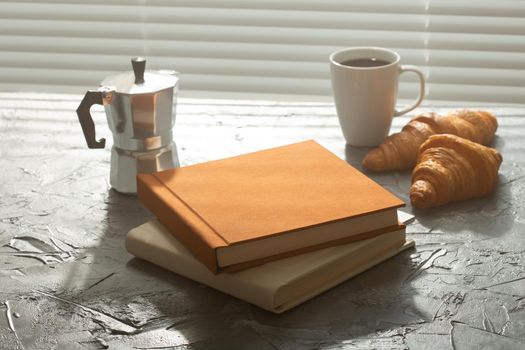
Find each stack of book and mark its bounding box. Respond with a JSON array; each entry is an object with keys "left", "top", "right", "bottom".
[{"left": 126, "top": 140, "right": 414, "bottom": 313}]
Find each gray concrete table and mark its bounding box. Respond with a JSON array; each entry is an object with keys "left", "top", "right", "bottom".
[{"left": 1, "top": 93, "right": 524, "bottom": 350}]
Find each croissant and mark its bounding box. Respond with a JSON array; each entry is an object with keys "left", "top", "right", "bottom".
[
  {"left": 362, "top": 110, "right": 498, "bottom": 172},
  {"left": 410, "top": 134, "right": 502, "bottom": 209}
]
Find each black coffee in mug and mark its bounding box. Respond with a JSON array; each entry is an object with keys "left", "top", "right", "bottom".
[{"left": 340, "top": 58, "right": 390, "bottom": 68}]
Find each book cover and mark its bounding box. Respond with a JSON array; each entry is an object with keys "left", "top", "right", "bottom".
[
  {"left": 137, "top": 140, "right": 405, "bottom": 273},
  {"left": 126, "top": 220, "right": 414, "bottom": 314}
]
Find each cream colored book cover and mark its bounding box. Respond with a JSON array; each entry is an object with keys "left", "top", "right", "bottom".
[{"left": 126, "top": 220, "right": 414, "bottom": 313}]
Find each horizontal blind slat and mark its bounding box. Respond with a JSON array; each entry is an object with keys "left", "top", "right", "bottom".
[
  {"left": 428, "top": 15, "right": 525, "bottom": 35},
  {"left": 428, "top": 49, "right": 525, "bottom": 70},
  {"left": 0, "top": 52, "right": 330, "bottom": 79},
  {"left": 0, "top": 4, "right": 427, "bottom": 31},
  {"left": 428, "top": 83, "right": 525, "bottom": 104},
  {"left": 0, "top": 19, "right": 427, "bottom": 47},
  {"left": 428, "top": 33, "right": 525, "bottom": 52},
  {"left": 0, "top": 36, "right": 429, "bottom": 65},
  {"left": 429, "top": 1, "right": 525, "bottom": 17},
  {"left": 5, "top": 0, "right": 426, "bottom": 13},
  {"left": 429, "top": 67, "right": 525, "bottom": 87}
]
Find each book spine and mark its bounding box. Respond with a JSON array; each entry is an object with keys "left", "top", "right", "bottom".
[{"left": 136, "top": 174, "right": 222, "bottom": 274}]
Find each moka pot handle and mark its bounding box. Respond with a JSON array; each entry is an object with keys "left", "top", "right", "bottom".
[{"left": 76, "top": 87, "right": 114, "bottom": 149}]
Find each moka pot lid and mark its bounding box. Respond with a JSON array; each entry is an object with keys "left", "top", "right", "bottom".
[{"left": 100, "top": 57, "right": 178, "bottom": 95}]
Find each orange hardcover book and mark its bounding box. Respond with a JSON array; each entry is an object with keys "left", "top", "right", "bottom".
[{"left": 137, "top": 140, "right": 405, "bottom": 274}]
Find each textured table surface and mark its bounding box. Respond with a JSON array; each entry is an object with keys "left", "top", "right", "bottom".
[{"left": 0, "top": 93, "right": 524, "bottom": 350}]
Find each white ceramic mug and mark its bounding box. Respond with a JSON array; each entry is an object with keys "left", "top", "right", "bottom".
[{"left": 330, "top": 47, "right": 425, "bottom": 147}]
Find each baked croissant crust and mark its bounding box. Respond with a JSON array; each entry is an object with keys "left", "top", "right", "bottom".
[
  {"left": 362, "top": 110, "right": 498, "bottom": 172},
  {"left": 410, "top": 134, "right": 502, "bottom": 209}
]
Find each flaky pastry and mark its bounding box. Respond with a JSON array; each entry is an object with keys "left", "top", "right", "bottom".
[
  {"left": 410, "top": 134, "right": 502, "bottom": 209},
  {"left": 362, "top": 110, "right": 498, "bottom": 172}
]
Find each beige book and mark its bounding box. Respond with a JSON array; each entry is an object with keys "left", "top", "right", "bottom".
[{"left": 126, "top": 220, "right": 414, "bottom": 314}]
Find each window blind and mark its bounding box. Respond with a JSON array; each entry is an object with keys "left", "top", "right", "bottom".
[{"left": 0, "top": 0, "right": 523, "bottom": 104}]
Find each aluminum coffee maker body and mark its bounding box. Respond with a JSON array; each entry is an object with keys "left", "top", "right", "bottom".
[{"left": 76, "top": 57, "right": 179, "bottom": 194}]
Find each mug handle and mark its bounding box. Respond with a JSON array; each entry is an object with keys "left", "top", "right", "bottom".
[
  {"left": 394, "top": 65, "right": 425, "bottom": 117},
  {"left": 76, "top": 87, "right": 114, "bottom": 149}
]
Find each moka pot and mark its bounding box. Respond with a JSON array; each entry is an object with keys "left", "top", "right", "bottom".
[{"left": 76, "top": 57, "right": 179, "bottom": 193}]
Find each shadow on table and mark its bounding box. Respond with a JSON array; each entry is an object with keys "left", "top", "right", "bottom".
[
  {"left": 124, "top": 247, "right": 424, "bottom": 349},
  {"left": 343, "top": 143, "right": 370, "bottom": 171},
  {"left": 58, "top": 189, "right": 152, "bottom": 318},
  {"left": 411, "top": 180, "right": 514, "bottom": 238}
]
